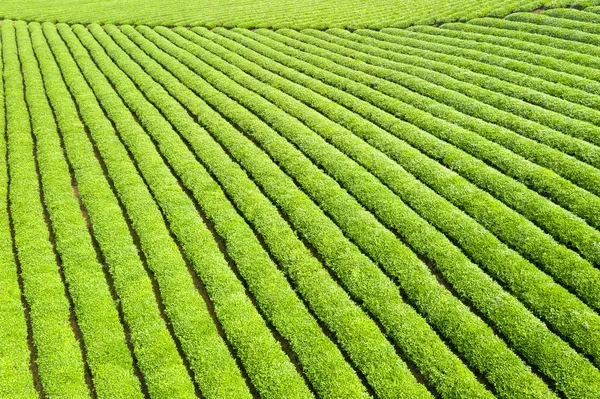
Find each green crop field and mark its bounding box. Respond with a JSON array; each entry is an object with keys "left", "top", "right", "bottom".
[{"left": 1, "top": 1, "right": 600, "bottom": 398}]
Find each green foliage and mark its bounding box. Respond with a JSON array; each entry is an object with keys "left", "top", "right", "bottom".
[
  {"left": 181, "top": 23, "right": 600, "bottom": 379},
  {"left": 107, "top": 21, "right": 431, "bottom": 399},
  {"left": 0, "top": 23, "right": 37, "bottom": 399},
  {"left": 294, "top": 28, "right": 600, "bottom": 225},
  {"left": 93, "top": 21, "right": 412, "bottom": 399},
  {"left": 368, "top": 28, "right": 600, "bottom": 147},
  {"left": 3, "top": 4, "right": 600, "bottom": 399},
  {"left": 241, "top": 27, "right": 600, "bottom": 281},
  {"left": 16, "top": 19, "right": 144, "bottom": 399},
  {"left": 41, "top": 21, "right": 200, "bottom": 399},
  {"left": 65, "top": 20, "right": 318, "bottom": 399},
  {"left": 136, "top": 24, "right": 497, "bottom": 399},
  {"left": 0, "top": 0, "right": 598, "bottom": 29},
  {"left": 153, "top": 24, "right": 600, "bottom": 399},
  {"left": 2, "top": 20, "right": 90, "bottom": 399}
]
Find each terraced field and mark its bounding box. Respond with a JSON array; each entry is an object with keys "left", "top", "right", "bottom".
[{"left": 1, "top": 3, "right": 600, "bottom": 399}]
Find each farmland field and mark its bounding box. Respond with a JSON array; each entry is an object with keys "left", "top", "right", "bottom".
[{"left": 1, "top": 1, "right": 600, "bottom": 398}]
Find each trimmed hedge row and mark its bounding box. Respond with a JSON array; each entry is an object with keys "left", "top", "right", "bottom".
[
  {"left": 504, "top": 12, "right": 600, "bottom": 45},
  {"left": 2, "top": 20, "right": 90, "bottom": 399},
  {"left": 138, "top": 24, "right": 496, "bottom": 399},
  {"left": 224, "top": 28, "right": 600, "bottom": 310},
  {"left": 410, "top": 23, "right": 600, "bottom": 83},
  {"left": 296, "top": 28, "right": 600, "bottom": 220},
  {"left": 544, "top": 8, "right": 600, "bottom": 22},
  {"left": 442, "top": 21, "right": 600, "bottom": 70},
  {"left": 158, "top": 25, "right": 600, "bottom": 399},
  {"left": 183, "top": 23, "right": 600, "bottom": 372},
  {"left": 80, "top": 21, "right": 374, "bottom": 399},
  {"left": 102, "top": 22, "right": 428, "bottom": 399},
  {"left": 360, "top": 27, "right": 600, "bottom": 147},
  {"left": 401, "top": 24, "right": 600, "bottom": 102},
  {"left": 0, "top": 23, "right": 37, "bottom": 399},
  {"left": 467, "top": 17, "right": 600, "bottom": 57},
  {"left": 16, "top": 21, "right": 144, "bottom": 399},
  {"left": 507, "top": 11, "right": 600, "bottom": 34},
  {"left": 42, "top": 21, "right": 203, "bottom": 399}
]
